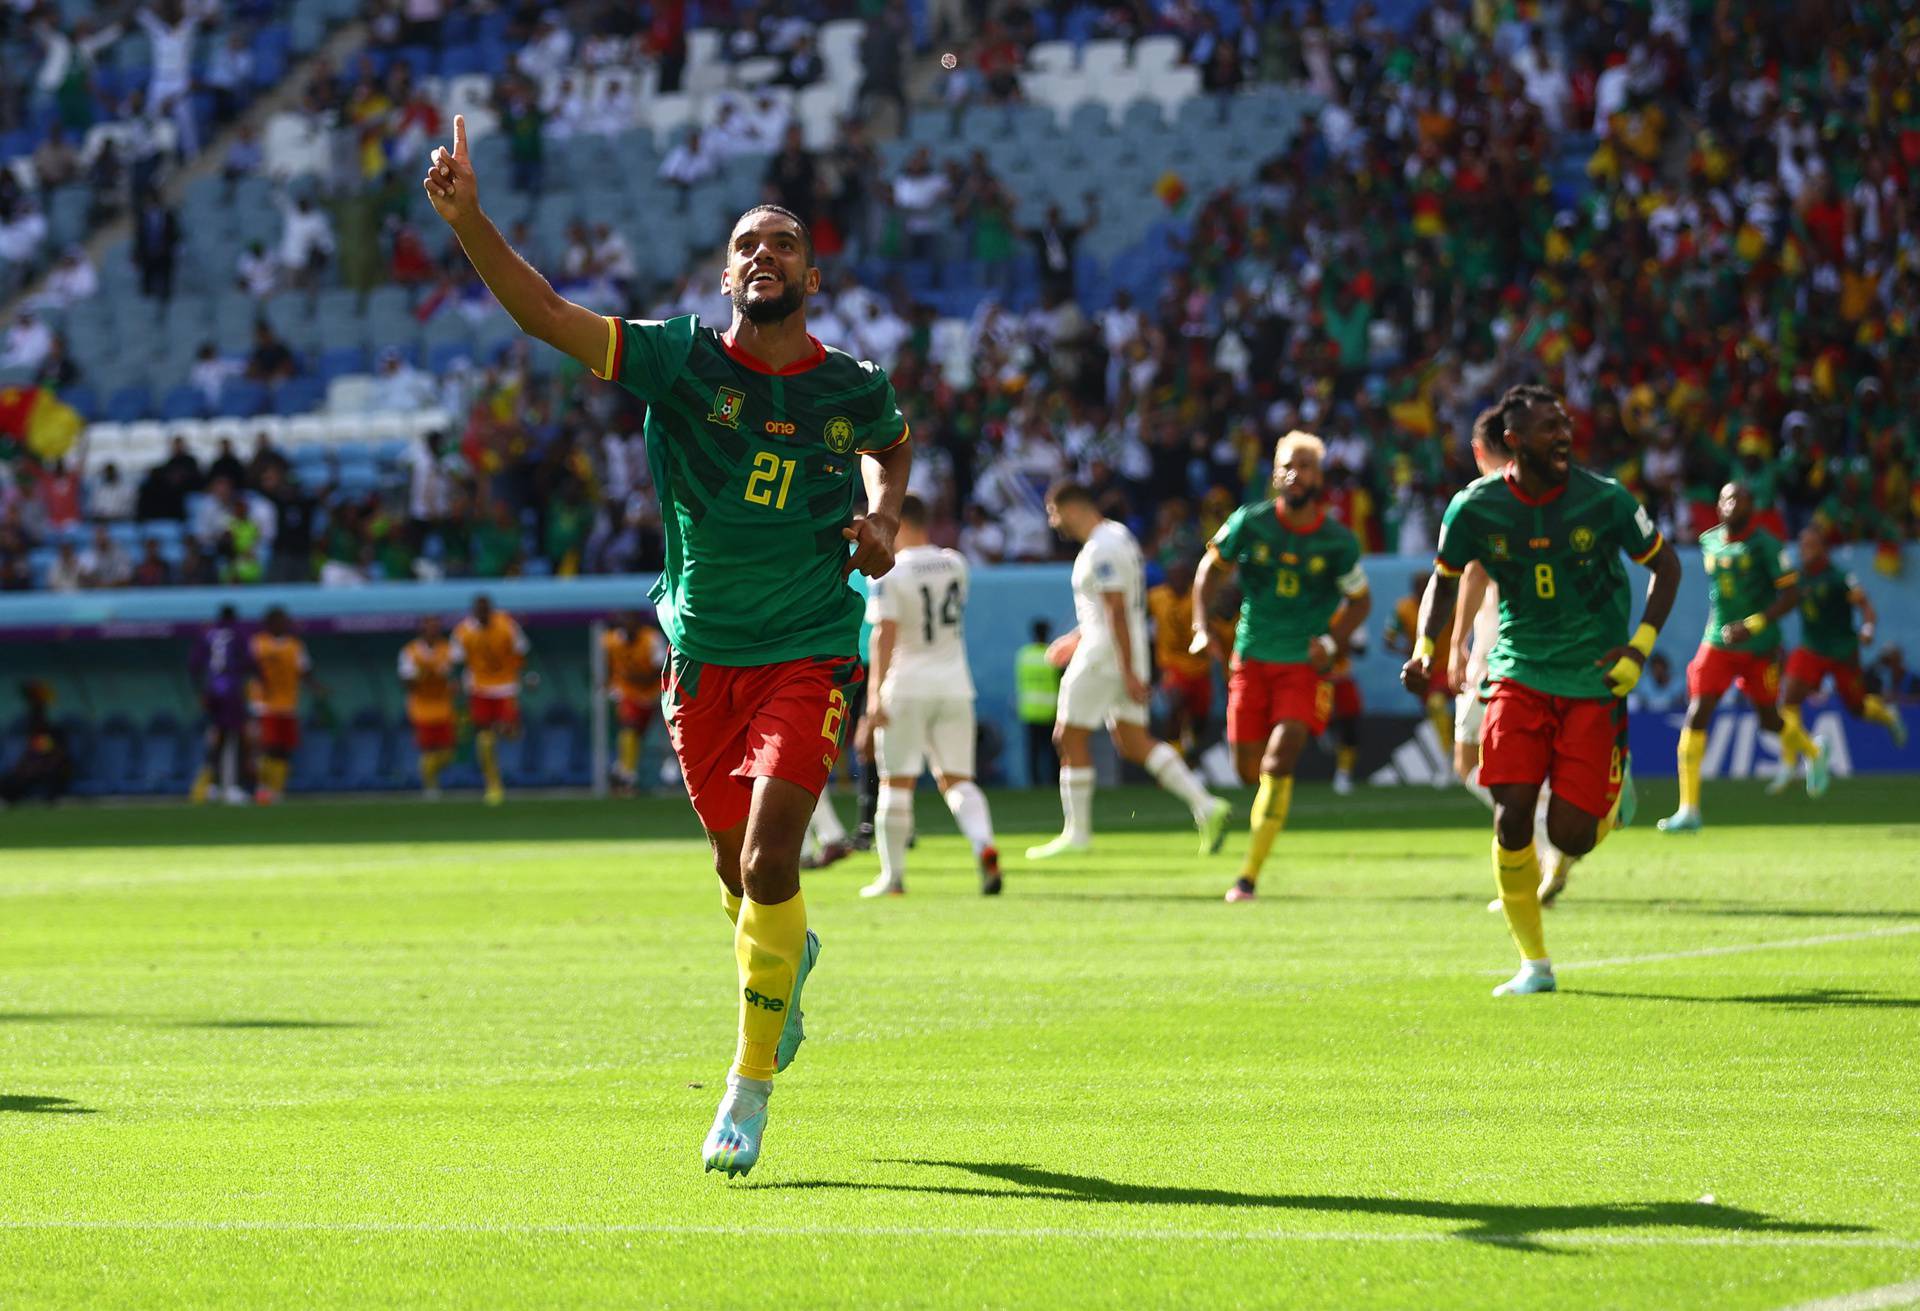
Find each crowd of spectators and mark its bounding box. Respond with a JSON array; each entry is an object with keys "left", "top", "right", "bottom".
[{"left": 6, "top": 0, "right": 1920, "bottom": 598}]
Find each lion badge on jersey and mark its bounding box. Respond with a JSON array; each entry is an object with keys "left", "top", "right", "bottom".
[
  {"left": 1571, "top": 525, "right": 1595, "bottom": 553},
  {"left": 824, "top": 416, "right": 855, "bottom": 454}
]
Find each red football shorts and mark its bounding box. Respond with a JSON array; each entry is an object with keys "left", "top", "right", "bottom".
[
  {"left": 1228, "top": 658, "right": 1332, "bottom": 742},
  {"left": 616, "top": 694, "right": 657, "bottom": 731},
  {"left": 1785, "top": 648, "right": 1866, "bottom": 710},
  {"left": 1478, "top": 679, "right": 1627, "bottom": 820},
  {"left": 470, "top": 693, "right": 521, "bottom": 730},
  {"left": 256, "top": 712, "right": 299, "bottom": 754},
  {"left": 1331, "top": 675, "right": 1362, "bottom": 721},
  {"left": 413, "top": 719, "right": 455, "bottom": 752},
  {"left": 1687, "top": 644, "right": 1780, "bottom": 707},
  {"left": 1158, "top": 668, "right": 1213, "bottom": 724},
  {"left": 664, "top": 653, "right": 863, "bottom": 833}
]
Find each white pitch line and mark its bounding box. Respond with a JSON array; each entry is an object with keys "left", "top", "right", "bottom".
[
  {"left": 1556, "top": 924, "right": 1920, "bottom": 972},
  {"left": 0, "top": 1219, "right": 1916, "bottom": 1251},
  {"left": 1778, "top": 1279, "right": 1920, "bottom": 1311}
]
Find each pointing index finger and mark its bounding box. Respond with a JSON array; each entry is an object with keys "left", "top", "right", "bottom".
[{"left": 452, "top": 114, "right": 468, "bottom": 161}]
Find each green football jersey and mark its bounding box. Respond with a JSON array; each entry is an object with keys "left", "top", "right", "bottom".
[
  {"left": 1795, "top": 562, "right": 1861, "bottom": 661},
  {"left": 1435, "top": 467, "right": 1663, "bottom": 700},
  {"left": 1698, "top": 523, "right": 1793, "bottom": 654},
  {"left": 1208, "top": 502, "right": 1367, "bottom": 664},
  {"left": 593, "top": 315, "right": 908, "bottom": 666}
]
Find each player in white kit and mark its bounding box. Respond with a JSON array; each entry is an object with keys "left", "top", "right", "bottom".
[
  {"left": 859, "top": 495, "right": 1003, "bottom": 897},
  {"left": 1027, "top": 481, "right": 1231, "bottom": 860}
]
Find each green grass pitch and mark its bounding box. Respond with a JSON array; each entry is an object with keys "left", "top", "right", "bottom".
[{"left": 2, "top": 778, "right": 1917, "bottom": 1309}]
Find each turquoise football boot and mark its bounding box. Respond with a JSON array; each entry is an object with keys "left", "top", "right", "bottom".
[
  {"left": 1805, "top": 738, "right": 1832, "bottom": 799},
  {"left": 1615, "top": 761, "right": 1638, "bottom": 829},
  {"left": 774, "top": 929, "right": 819, "bottom": 1074},
  {"left": 1492, "top": 964, "right": 1557, "bottom": 997},
  {"left": 702, "top": 1075, "right": 770, "bottom": 1177},
  {"left": 1657, "top": 808, "right": 1702, "bottom": 834}
]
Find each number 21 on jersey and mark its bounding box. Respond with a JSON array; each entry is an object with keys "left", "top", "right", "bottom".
[{"left": 744, "top": 451, "right": 797, "bottom": 509}]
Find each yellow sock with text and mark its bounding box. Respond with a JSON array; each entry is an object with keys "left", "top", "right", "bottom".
[
  {"left": 732, "top": 891, "right": 808, "bottom": 1082},
  {"left": 1676, "top": 727, "right": 1705, "bottom": 812},
  {"left": 421, "top": 748, "right": 450, "bottom": 789},
  {"left": 1334, "top": 745, "right": 1357, "bottom": 776},
  {"left": 1778, "top": 705, "right": 1813, "bottom": 769},
  {"left": 1240, "top": 774, "right": 1292, "bottom": 883},
  {"left": 1495, "top": 840, "right": 1548, "bottom": 962}
]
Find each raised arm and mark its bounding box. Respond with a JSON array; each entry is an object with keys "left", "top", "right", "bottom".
[{"left": 424, "top": 115, "right": 607, "bottom": 371}]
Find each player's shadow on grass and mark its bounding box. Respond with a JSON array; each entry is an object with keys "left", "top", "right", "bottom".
[
  {"left": 0, "top": 1094, "right": 95, "bottom": 1115},
  {"left": 177, "top": 1019, "right": 366, "bottom": 1030},
  {"left": 767, "top": 1160, "right": 1871, "bottom": 1252},
  {"left": 0, "top": 1012, "right": 364, "bottom": 1030},
  {"left": 1566, "top": 986, "right": 1920, "bottom": 1009}
]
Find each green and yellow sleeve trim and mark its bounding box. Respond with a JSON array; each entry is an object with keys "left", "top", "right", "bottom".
[
  {"left": 591, "top": 315, "right": 624, "bottom": 382},
  {"left": 1774, "top": 570, "right": 1800, "bottom": 589},
  {"left": 1433, "top": 557, "right": 1464, "bottom": 579},
  {"left": 1630, "top": 532, "right": 1665, "bottom": 566},
  {"left": 855, "top": 422, "right": 911, "bottom": 455}
]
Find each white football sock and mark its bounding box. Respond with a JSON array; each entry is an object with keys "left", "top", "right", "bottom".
[
  {"left": 942, "top": 780, "right": 995, "bottom": 854},
  {"left": 876, "top": 786, "right": 912, "bottom": 887},
  {"left": 1059, "top": 766, "right": 1095, "bottom": 843},
  {"left": 810, "top": 789, "right": 848, "bottom": 846},
  {"left": 1144, "top": 741, "right": 1215, "bottom": 818}
]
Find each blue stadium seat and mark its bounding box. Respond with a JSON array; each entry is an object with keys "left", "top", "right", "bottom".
[
  {"left": 62, "top": 384, "right": 98, "bottom": 419},
  {"left": 161, "top": 383, "right": 208, "bottom": 421},
  {"left": 290, "top": 727, "right": 341, "bottom": 791},
  {"left": 215, "top": 379, "right": 269, "bottom": 418},
  {"left": 341, "top": 712, "right": 392, "bottom": 790},
  {"left": 88, "top": 715, "right": 142, "bottom": 797},
  {"left": 105, "top": 383, "right": 154, "bottom": 421},
  {"left": 273, "top": 376, "right": 325, "bottom": 415}
]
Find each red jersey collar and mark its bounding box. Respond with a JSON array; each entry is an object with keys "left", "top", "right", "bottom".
[
  {"left": 720, "top": 329, "right": 827, "bottom": 375},
  {"left": 1273, "top": 502, "right": 1327, "bottom": 535},
  {"left": 1503, "top": 470, "right": 1567, "bottom": 507},
  {"left": 1719, "top": 521, "right": 1756, "bottom": 543}
]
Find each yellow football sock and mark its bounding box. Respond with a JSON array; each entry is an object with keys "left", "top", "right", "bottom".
[
  {"left": 259, "top": 757, "right": 287, "bottom": 794},
  {"left": 421, "top": 748, "right": 450, "bottom": 789},
  {"left": 618, "top": 727, "right": 640, "bottom": 777},
  {"left": 733, "top": 891, "right": 807, "bottom": 1081},
  {"left": 1676, "top": 727, "right": 1705, "bottom": 812},
  {"left": 1334, "top": 745, "right": 1357, "bottom": 776},
  {"left": 477, "top": 730, "right": 501, "bottom": 793},
  {"left": 1241, "top": 773, "right": 1292, "bottom": 883},
  {"left": 1495, "top": 839, "right": 1547, "bottom": 962},
  {"left": 1863, "top": 694, "right": 1900, "bottom": 732},
  {"left": 1778, "top": 705, "right": 1813, "bottom": 769},
  {"left": 721, "top": 885, "right": 742, "bottom": 925},
  {"left": 1425, "top": 692, "right": 1455, "bottom": 755},
  {"left": 190, "top": 766, "right": 212, "bottom": 803}
]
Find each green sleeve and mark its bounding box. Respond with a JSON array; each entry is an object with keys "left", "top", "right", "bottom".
[
  {"left": 1210, "top": 506, "right": 1248, "bottom": 562},
  {"left": 593, "top": 315, "right": 697, "bottom": 406},
  {"left": 1610, "top": 482, "right": 1663, "bottom": 563},
  {"left": 1434, "top": 488, "right": 1476, "bottom": 576},
  {"left": 850, "top": 364, "right": 909, "bottom": 454}
]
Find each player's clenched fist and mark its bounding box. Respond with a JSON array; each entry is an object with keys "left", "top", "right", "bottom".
[
  {"left": 1399, "top": 653, "right": 1431, "bottom": 699},
  {"left": 423, "top": 114, "right": 477, "bottom": 226}
]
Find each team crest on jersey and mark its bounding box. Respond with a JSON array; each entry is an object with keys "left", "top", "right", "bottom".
[
  {"left": 1309, "top": 556, "right": 1325, "bottom": 573},
  {"left": 708, "top": 386, "right": 746, "bottom": 428},
  {"left": 1253, "top": 544, "right": 1271, "bottom": 564},
  {"left": 1571, "top": 525, "right": 1595, "bottom": 553},
  {"left": 1488, "top": 534, "right": 1510, "bottom": 561},
  {"left": 824, "top": 415, "right": 855, "bottom": 453}
]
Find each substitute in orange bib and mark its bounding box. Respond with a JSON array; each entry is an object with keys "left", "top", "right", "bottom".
[
  {"left": 400, "top": 614, "right": 459, "bottom": 799},
  {"left": 249, "top": 607, "right": 321, "bottom": 804},
  {"left": 604, "top": 611, "right": 664, "bottom": 793},
  {"left": 453, "top": 593, "right": 530, "bottom": 806}
]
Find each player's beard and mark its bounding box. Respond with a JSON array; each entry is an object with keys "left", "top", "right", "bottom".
[
  {"left": 1282, "top": 483, "right": 1320, "bottom": 511},
  {"left": 731, "top": 277, "right": 805, "bottom": 325}
]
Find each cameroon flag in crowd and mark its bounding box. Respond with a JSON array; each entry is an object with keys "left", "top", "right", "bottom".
[{"left": 0, "top": 385, "right": 83, "bottom": 463}]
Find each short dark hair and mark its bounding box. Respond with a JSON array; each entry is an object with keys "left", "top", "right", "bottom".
[
  {"left": 1470, "top": 406, "right": 1502, "bottom": 450},
  {"left": 1031, "top": 619, "right": 1051, "bottom": 642},
  {"left": 733, "top": 204, "right": 814, "bottom": 264},
  {"left": 1045, "top": 479, "right": 1094, "bottom": 509},
  {"left": 1496, "top": 384, "right": 1562, "bottom": 445},
  {"left": 899, "top": 493, "right": 928, "bottom": 527}
]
